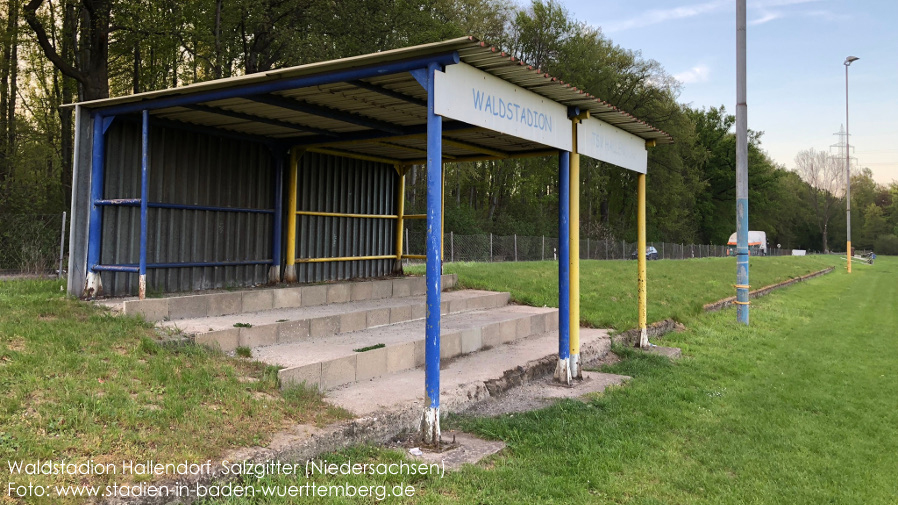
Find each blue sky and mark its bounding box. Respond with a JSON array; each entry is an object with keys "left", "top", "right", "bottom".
[{"left": 548, "top": 0, "right": 898, "bottom": 185}]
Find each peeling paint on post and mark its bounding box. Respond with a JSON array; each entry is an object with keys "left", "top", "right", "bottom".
[
  {"left": 83, "top": 114, "right": 106, "bottom": 298},
  {"left": 421, "top": 62, "right": 443, "bottom": 445},
  {"left": 138, "top": 110, "right": 150, "bottom": 299},
  {"left": 555, "top": 150, "right": 571, "bottom": 384},
  {"left": 637, "top": 173, "right": 649, "bottom": 347}
]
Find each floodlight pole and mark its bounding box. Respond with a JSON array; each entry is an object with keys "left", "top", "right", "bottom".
[
  {"left": 735, "top": 0, "right": 750, "bottom": 324},
  {"left": 844, "top": 56, "right": 858, "bottom": 273}
]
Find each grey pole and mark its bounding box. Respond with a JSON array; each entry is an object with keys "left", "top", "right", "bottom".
[
  {"left": 735, "top": 0, "right": 750, "bottom": 324},
  {"left": 844, "top": 56, "right": 859, "bottom": 273}
]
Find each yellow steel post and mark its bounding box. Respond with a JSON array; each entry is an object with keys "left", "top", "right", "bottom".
[
  {"left": 637, "top": 173, "right": 649, "bottom": 348},
  {"left": 395, "top": 164, "right": 406, "bottom": 274},
  {"left": 570, "top": 118, "right": 581, "bottom": 378},
  {"left": 284, "top": 148, "right": 300, "bottom": 282}
]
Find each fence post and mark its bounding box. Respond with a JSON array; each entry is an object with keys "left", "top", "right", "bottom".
[
  {"left": 58, "top": 211, "right": 67, "bottom": 279},
  {"left": 662, "top": 242, "right": 665, "bottom": 259},
  {"left": 587, "top": 238, "right": 590, "bottom": 259},
  {"left": 405, "top": 228, "right": 409, "bottom": 266},
  {"left": 490, "top": 233, "right": 493, "bottom": 262},
  {"left": 514, "top": 234, "right": 518, "bottom": 261},
  {"left": 450, "top": 231, "right": 454, "bottom": 263},
  {"left": 542, "top": 235, "right": 545, "bottom": 261}
]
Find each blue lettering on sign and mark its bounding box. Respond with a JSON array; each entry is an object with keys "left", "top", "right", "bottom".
[{"left": 471, "top": 88, "right": 553, "bottom": 133}]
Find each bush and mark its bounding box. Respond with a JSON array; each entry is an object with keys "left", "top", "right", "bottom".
[{"left": 874, "top": 234, "right": 898, "bottom": 255}]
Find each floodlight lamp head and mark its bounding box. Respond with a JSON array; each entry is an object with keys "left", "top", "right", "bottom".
[{"left": 844, "top": 56, "right": 859, "bottom": 66}]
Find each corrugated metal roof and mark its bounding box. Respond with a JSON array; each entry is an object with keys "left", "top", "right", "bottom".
[{"left": 73, "top": 37, "right": 671, "bottom": 162}]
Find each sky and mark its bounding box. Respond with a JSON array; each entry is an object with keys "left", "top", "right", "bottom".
[{"left": 549, "top": 0, "right": 898, "bottom": 185}]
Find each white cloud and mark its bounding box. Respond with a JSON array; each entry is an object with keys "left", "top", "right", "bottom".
[
  {"left": 603, "top": 0, "right": 729, "bottom": 33},
  {"left": 602, "top": 0, "right": 824, "bottom": 33},
  {"left": 674, "top": 64, "right": 711, "bottom": 84}
]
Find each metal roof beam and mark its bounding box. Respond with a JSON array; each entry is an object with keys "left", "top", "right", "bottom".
[
  {"left": 291, "top": 121, "right": 481, "bottom": 148},
  {"left": 183, "top": 104, "right": 337, "bottom": 137},
  {"left": 246, "top": 94, "right": 408, "bottom": 135},
  {"left": 348, "top": 80, "right": 427, "bottom": 107},
  {"left": 119, "top": 114, "right": 276, "bottom": 145}
]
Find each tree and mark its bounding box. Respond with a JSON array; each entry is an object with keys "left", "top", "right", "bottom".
[{"left": 793, "top": 148, "right": 844, "bottom": 252}]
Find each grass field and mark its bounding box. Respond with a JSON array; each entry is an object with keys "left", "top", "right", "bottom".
[
  {"left": 414, "top": 255, "right": 840, "bottom": 330},
  {"left": 0, "top": 280, "right": 349, "bottom": 503},
  {"left": 204, "top": 256, "right": 897, "bottom": 504}
]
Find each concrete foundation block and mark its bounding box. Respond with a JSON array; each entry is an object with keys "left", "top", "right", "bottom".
[
  {"left": 356, "top": 347, "right": 388, "bottom": 381},
  {"left": 273, "top": 288, "right": 302, "bottom": 309},
  {"left": 302, "top": 285, "right": 327, "bottom": 307},
  {"left": 370, "top": 280, "right": 393, "bottom": 300},
  {"left": 207, "top": 293, "right": 243, "bottom": 317},
  {"left": 321, "top": 355, "right": 357, "bottom": 390},
  {"left": 169, "top": 295, "right": 209, "bottom": 320},
  {"left": 196, "top": 329, "right": 239, "bottom": 352},
  {"left": 460, "top": 328, "right": 483, "bottom": 354},
  {"left": 124, "top": 298, "right": 169, "bottom": 322},
  {"left": 545, "top": 312, "right": 559, "bottom": 331},
  {"left": 366, "top": 308, "right": 390, "bottom": 328},
  {"left": 390, "top": 305, "right": 412, "bottom": 324},
  {"left": 409, "top": 277, "right": 426, "bottom": 296},
  {"left": 242, "top": 290, "right": 274, "bottom": 313},
  {"left": 410, "top": 303, "right": 426, "bottom": 320},
  {"left": 499, "top": 319, "right": 517, "bottom": 344},
  {"left": 449, "top": 298, "right": 468, "bottom": 314},
  {"left": 387, "top": 341, "right": 417, "bottom": 373},
  {"left": 327, "top": 283, "right": 351, "bottom": 304},
  {"left": 530, "top": 313, "right": 546, "bottom": 336},
  {"left": 277, "top": 320, "right": 309, "bottom": 343},
  {"left": 441, "top": 331, "right": 462, "bottom": 359},
  {"left": 481, "top": 323, "right": 503, "bottom": 348},
  {"left": 516, "top": 317, "right": 532, "bottom": 339},
  {"left": 310, "top": 316, "right": 340, "bottom": 338},
  {"left": 239, "top": 324, "right": 278, "bottom": 348},
  {"left": 339, "top": 311, "right": 367, "bottom": 334},
  {"left": 351, "top": 282, "right": 373, "bottom": 301},
  {"left": 440, "top": 301, "right": 450, "bottom": 315},
  {"left": 279, "top": 363, "right": 322, "bottom": 391},
  {"left": 413, "top": 339, "right": 426, "bottom": 367},
  {"left": 392, "top": 278, "right": 413, "bottom": 298}
]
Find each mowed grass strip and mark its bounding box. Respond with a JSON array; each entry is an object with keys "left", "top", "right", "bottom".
[
  {"left": 203, "top": 257, "right": 896, "bottom": 504},
  {"left": 419, "top": 255, "right": 840, "bottom": 330},
  {"left": 0, "top": 280, "right": 349, "bottom": 503}
]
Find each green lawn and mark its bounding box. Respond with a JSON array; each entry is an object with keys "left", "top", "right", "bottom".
[
  {"left": 418, "top": 255, "right": 840, "bottom": 330},
  {"left": 206, "top": 256, "right": 897, "bottom": 504},
  {"left": 0, "top": 280, "right": 348, "bottom": 503}
]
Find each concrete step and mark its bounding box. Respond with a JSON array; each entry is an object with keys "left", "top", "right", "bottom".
[
  {"left": 124, "top": 274, "right": 457, "bottom": 322},
  {"left": 263, "top": 305, "right": 560, "bottom": 391},
  {"left": 324, "top": 327, "right": 616, "bottom": 417},
  {"left": 166, "top": 289, "right": 510, "bottom": 352}
]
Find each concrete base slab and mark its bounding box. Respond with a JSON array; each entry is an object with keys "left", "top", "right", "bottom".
[
  {"left": 406, "top": 431, "right": 505, "bottom": 471},
  {"left": 463, "top": 371, "right": 630, "bottom": 418}
]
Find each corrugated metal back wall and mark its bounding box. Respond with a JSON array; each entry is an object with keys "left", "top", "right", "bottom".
[
  {"left": 295, "top": 152, "right": 396, "bottom": 282},
  {"left": 100, "top": 121, "right": 274, "bottom": 295}
]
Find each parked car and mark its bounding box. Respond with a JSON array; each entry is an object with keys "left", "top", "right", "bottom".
[{"left": 631, "top": 246, "right": 659, "bottom": 260}]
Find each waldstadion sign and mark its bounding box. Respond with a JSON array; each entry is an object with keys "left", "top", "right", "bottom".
[
  {"left": 434, "top": 62, "right": 646, "bottom": 173},
  {"left": 434, "top": 63, "right": 572, "bottom": 152}
]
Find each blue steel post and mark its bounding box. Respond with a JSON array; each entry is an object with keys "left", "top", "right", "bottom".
[
  {"left": 554, "top": 150, "right": 571, "bottom": 384},
  {"left": 270, "top": 153, "right": 284, "bottom": 283},
  {"left": 84, "top": 114, "right": 106, "bottom": 298},
  {"left": 422, "top": 61, "right": 443, "bottom": 445},
  {"left": 138, "top": 110, "right": 150, "bottom": 299}
]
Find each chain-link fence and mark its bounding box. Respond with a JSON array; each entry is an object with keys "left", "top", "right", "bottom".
[
  {"left": 0, "top": 213, "right": 67, "bottom": 276},
  {"left": 403, "top": 231, "right": 797, "bottom": 264}
]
